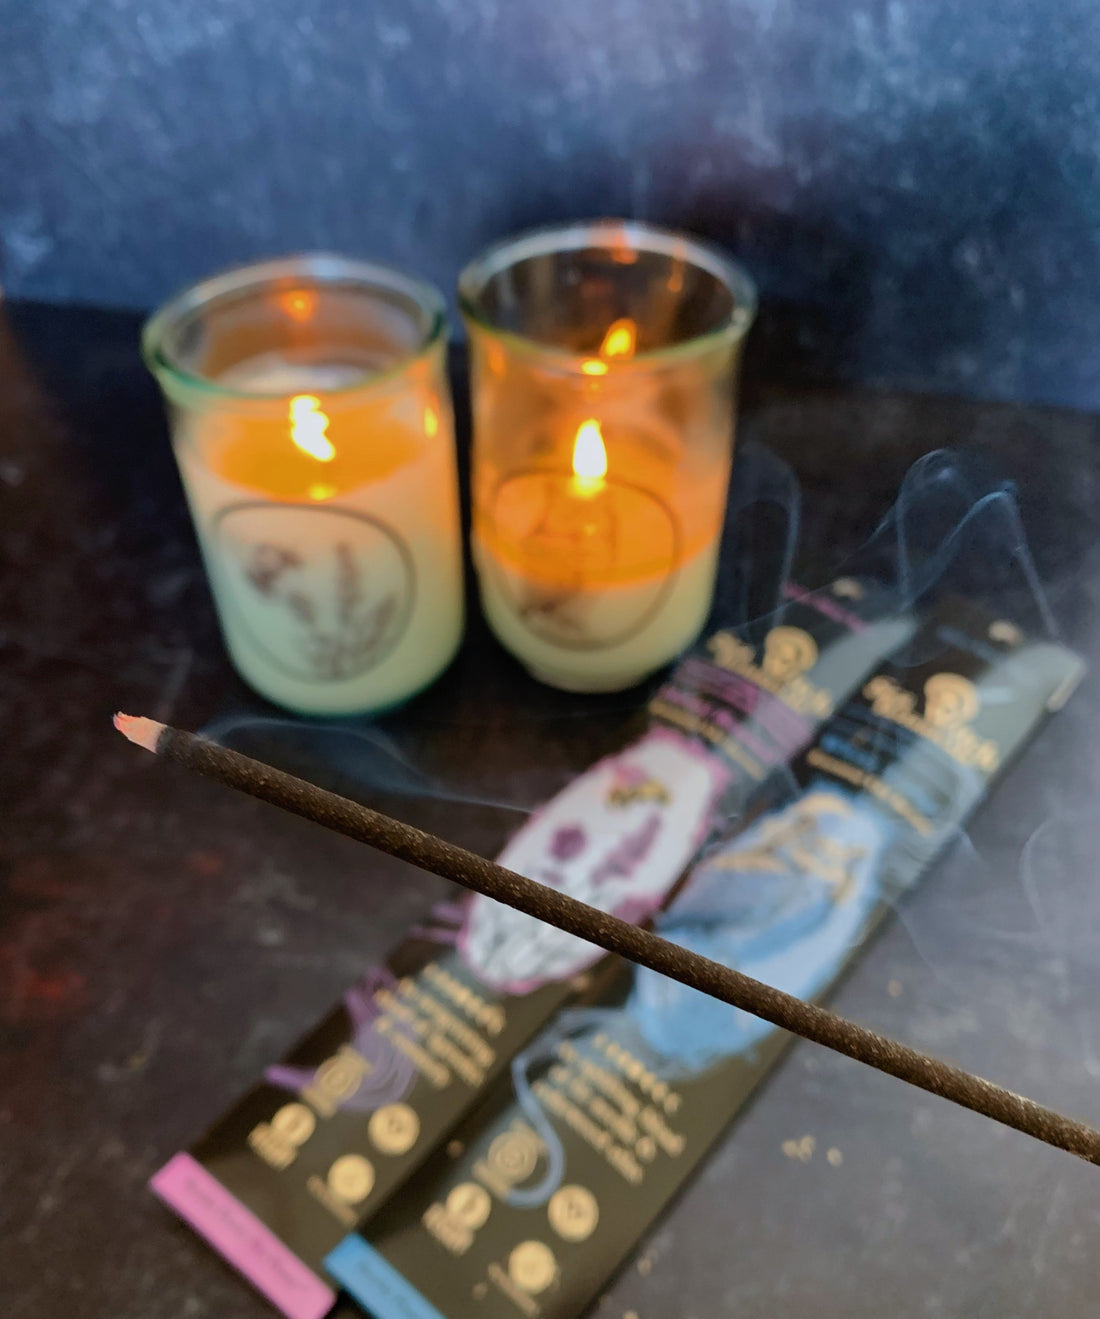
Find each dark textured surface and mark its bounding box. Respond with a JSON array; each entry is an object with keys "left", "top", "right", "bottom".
[
  {"left": 3, "top": 299, "right": 1100, "bottom": 1317},
  {"left": 5, "top": 2, "right": 1100, "bottom": 410}
]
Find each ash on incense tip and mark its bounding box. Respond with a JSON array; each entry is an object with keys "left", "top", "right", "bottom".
[{"left": 113, "top": 712, "right": 165, "bottom": 753}]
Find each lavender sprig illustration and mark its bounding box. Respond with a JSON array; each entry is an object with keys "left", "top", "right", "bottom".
[{"left": 242, "top": 539, "right": 401, "bottom": 679}]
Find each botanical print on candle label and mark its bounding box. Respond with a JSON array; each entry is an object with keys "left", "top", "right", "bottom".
[
  {"left": 213, "top": 502, "right": 416, "bottom": 682},
  {"left": 482, "top": 472, "right": 682, "bottom": 651}
]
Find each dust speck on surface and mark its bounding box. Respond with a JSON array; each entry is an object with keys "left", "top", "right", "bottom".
[{"left": 827, "top": 1147, "right": 844, "bottom": 1166}]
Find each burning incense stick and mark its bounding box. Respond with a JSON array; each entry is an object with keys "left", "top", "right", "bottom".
[{"left": 115, "top": 713, "right": 1100, "bottom": 1167}]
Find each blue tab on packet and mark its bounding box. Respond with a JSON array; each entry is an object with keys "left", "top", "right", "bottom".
[{"left": 326, "top": 1236, "right": 446, "bottom": 1319}]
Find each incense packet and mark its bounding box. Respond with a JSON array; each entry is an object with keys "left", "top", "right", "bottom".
[
  {"left": 151, "top": 580, "right": 911, "bottom": 1319},
  {"left": 326, "top": 599, "right": 1082, "bottom": 1319}
]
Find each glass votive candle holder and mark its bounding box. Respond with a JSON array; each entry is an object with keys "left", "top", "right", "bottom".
[
  {"left": 143, "top": 254, "right": 463, "bottom": 715},
  {"left": 459, "top": 220, "right": 757, "bottom": 692}
]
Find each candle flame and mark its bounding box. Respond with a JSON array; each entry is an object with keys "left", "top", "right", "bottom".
[
  {"left": 572, "top": 418, "right": 607, "bottom": 495},
  {"left": 289, "top": 394, "right": 336, "bottom": 462},
  {"left": 599, "top": 318, "right": 637, "bottom": 360}
]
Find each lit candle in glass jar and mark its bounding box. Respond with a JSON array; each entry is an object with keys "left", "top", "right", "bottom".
[
  {"left": 461, "top": 222, "right": 756, "bottom": 692},
  {"left": 144, "top": 256, "right": 463, "bottom": 715},
  {"left": 477, "top": 407, "right": 729, "bottom": 689}
]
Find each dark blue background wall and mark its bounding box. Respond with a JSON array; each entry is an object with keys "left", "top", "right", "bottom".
[{"left": 4, "top": 0, "right": 1100, "bottom": 409}]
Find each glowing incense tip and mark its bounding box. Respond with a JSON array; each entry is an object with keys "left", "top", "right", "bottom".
[{"left": 113, "top": 712, "right": 166, "bottom": 753}]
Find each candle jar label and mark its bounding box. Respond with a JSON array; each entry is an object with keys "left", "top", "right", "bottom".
[
  {"left": 481, "top": 473, "right": 681, "bottom": 651},
  {"left": 212, "top": 502, "right": 415, "bottom": 683}
]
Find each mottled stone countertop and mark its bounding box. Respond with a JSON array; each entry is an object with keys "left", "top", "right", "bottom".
[{"left": 3, "top": 301, "right": 1100, "bottom": 1318}]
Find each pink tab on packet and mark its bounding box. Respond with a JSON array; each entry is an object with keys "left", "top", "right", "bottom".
[{"left": 151, "top": 1153, "right": 335, "bottom": 1319}]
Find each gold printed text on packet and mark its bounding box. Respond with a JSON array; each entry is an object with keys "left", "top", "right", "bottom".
[
  {"left": 862, "top": 673, "right": 1000, "bottom": 771},
  {"left": 707, "top": 627, "right": 834, "bottom": 718}
]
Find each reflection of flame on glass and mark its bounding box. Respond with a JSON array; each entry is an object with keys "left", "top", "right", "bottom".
[
  {"left": 279, "top": 290, "right": 317, "bottom": 322},
  {"left": 582, "top": 317, "right": 637, "bottom": 375},
  {"left": 572, "top": 418, "right": 607, "bottom": 498},
  {"left": 289, "top": 394, "right": 336, "bottom": 462},
  {"left": 600, "top": 318, "right": 637, "bottom": 359}
]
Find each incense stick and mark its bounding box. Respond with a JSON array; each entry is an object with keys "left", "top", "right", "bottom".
[{"left": 114, "top": 713, "right": 1100, "bottom": 1167}]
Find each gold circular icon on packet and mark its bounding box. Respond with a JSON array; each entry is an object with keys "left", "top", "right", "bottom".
[
  {"left": 988, "top": 619, "right": 1023, "bottom": 647},
  {"left": 270, "top": 1102, "right": 316, "bottom": 1146},
  {"left": 547, "top": 1184, "right": 599, "bottom": 1242},
  {"left": 327, "top": 1154, "right": 375, "bottom": 1204},
  {"left": 508, "top": 1240, "right": 558, "bottom": 1294},
  {"left": 446, "top": 1182, "right": 492, "bottom": 1230},
  {"left": 487, "top": 1128, "right": 541, "bottom": 1184},
  {"left": 369, "top": 1103, "right": 420, "bottom": 1155}
]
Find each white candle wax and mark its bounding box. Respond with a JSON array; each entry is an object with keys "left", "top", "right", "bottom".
[{"left": 175, "top": 356, "right": 463, "bottom": 714}]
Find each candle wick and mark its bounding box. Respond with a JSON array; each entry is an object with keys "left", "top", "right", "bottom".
[{"left": 573, "top": 473, "right": 605, "bottom": 499}]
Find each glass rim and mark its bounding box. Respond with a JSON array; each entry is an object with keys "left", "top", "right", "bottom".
[
  {"left": 141, "top": 252, "right": 449, "bottom": 403},
  {"left": 457, "top": 218, "right": 757, "bottom": 372}
]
